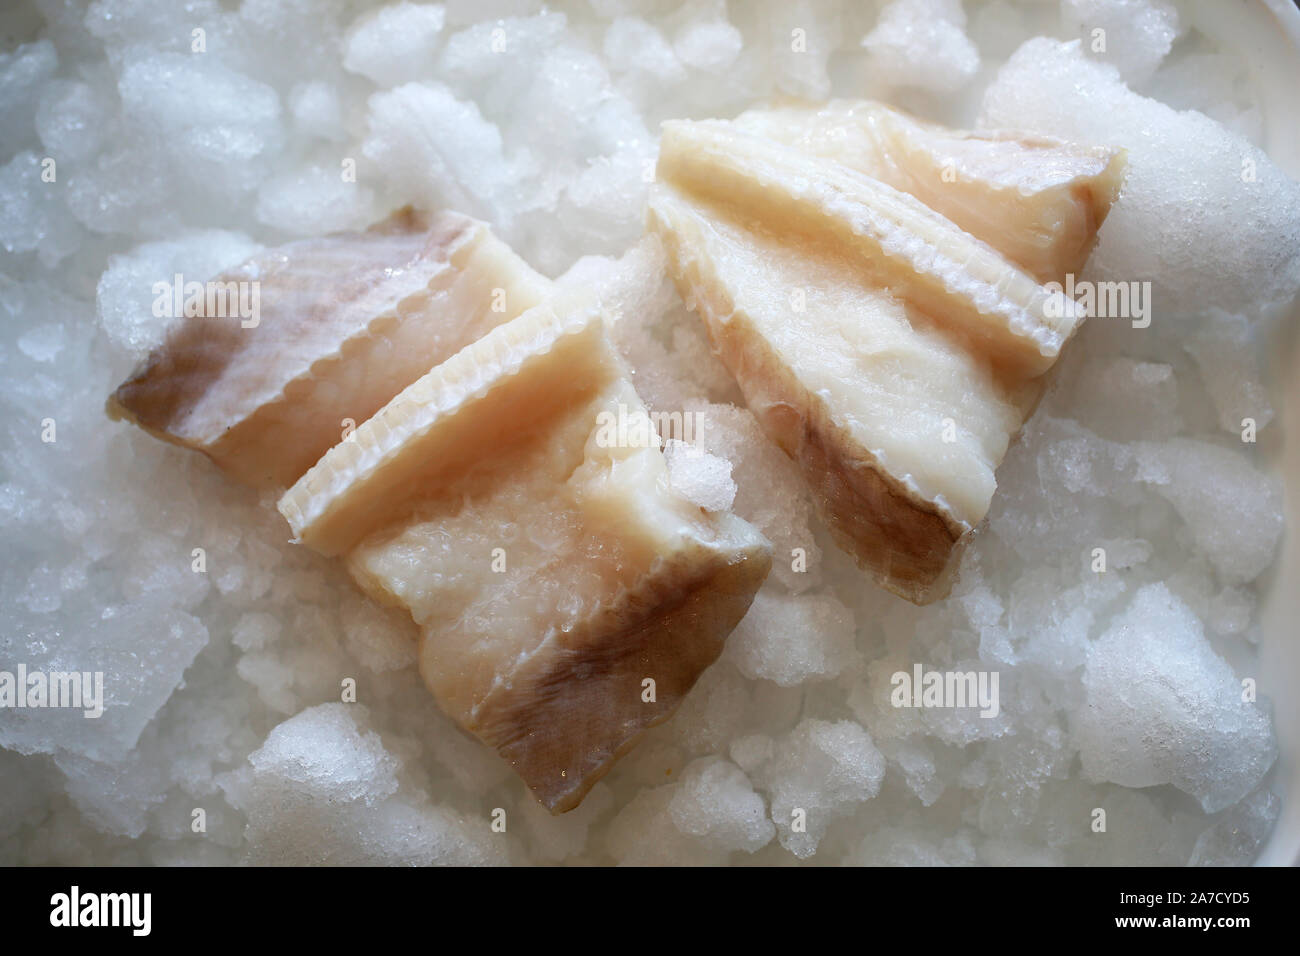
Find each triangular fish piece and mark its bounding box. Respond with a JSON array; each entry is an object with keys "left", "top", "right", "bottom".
[
  {"left": 648, "top": 181, "right": 1027, "bottom": 602},
  {"left": 648, "top": 114, "right": 1121, "bottom": 603}
]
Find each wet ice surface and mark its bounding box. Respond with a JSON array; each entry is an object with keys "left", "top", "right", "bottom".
[{"left": 0, "top": 0, "right": 1293, "bottom": 865}]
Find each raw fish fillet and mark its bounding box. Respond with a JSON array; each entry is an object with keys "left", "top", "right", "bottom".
[
  {"left": 732, "top": 100, "right": 1125, "bottom": 283},
  {"left": 280, "top": 297, "right": 772, "bottom": 811},
  {"left": 108, "top": 207, "right": 552, "bottom": 488},
  {"left": 648, "top": 114, "right": 1122, "bottom": 603}
]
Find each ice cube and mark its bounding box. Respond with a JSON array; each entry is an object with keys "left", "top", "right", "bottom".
[
  {"left": 254, "top": 163, "right": 377, "bottom": 235},
  {"left": 343, "top": 2, "right": 447, "bottom": 88},
  {"left": 247, "top": 703, "right": 398, "bottom": 803},
  {"left": 35, "top": 79, "right": 111, "bottom": 164},
  {"left": 116, "top": 53, "right": 282, "bottom": 199},
  {"left": 232, "top": 612, "right": 280, "bottom": 652},
  {"left": 436, "top": 12, "right": 568, "bottom": 120},
  {"left": 1137, "top": 439, "right": 1283, "bottom": 583},
  {"left": 555, "top": 142, "right": 656, "bottom": 258},
  {"left": 235, "top": 652, "right": 298, "bottom": 715},
  {"left": 673, "top": 16, "right": 743, "bottom": 74},
  {"left": 1184, "top": 311, "right": 1274, "bottom": 437},
  {"left": 287, "top": 82, "right": 345, "bottom": 142},
  {"left": 0, "top": 151, "right": 82, "bottom": 265},
  {"left": 663, "top": 439, "right": 737, "bottom": 512},
  {"left": 17, "top": 323, "right": 68, "bottom": 364},
  {"left": 1074, "top": 583, "right": 1276, "bottom": 812},
  {"left": 668, "top": 756, "right": 775, "bottom": 854},
  {"left": 724, "top": 589, "right": 857, "bottom": 686},
  {"left": 0, "top": 603, "right": 207, "bottom": 763},
  {"left": 362, "top": 82, "right": 528, "bottom": 232},
  {"left": 980, "top": 38, "right": 1300, "bottom": 318},
  {"left": 862, "top": 0, "right": 979, "bottom": 94},
  {"left": 1189, "top": 787, "right": 1280, "bottom": 866},
  {"left": 748, "top": 718, "right": 886, "bottom": 858},
  {"left": 1066, "top": 356, "right": 1181, "bottom": 441},
  {"left": 1060, "top": 0, "right": 1183, "bottom": 86},
  {"left": 878, "top": 737, "right": 946, "bottom": 807},
  {"left": 221, "top": 704, "right": 505, "bottom": 865}
]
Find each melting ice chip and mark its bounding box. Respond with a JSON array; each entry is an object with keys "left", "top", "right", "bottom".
[{"left": 1075, "top": 583, "right": 1276, "bottom": 813}]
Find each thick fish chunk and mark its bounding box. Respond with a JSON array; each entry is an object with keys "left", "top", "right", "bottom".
[
  {"left": 732, "top": 100, "right": 1125, "bottom": 283},
  {"left": 280, "top": 298, "right": 772, "bottom": 811},
  {"left": 648, "top": 182, "right": 1027, "bottom": 601},
  {"left": 108, "top": 207, "right": 552, "bottom": 488},
  {"left": 648, "top": 115, "right": 1120, "bottom": 603}
]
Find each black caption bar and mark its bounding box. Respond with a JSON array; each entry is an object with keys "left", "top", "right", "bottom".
[{"left": 0, "top": 864, "right": 1289, "bottom": 943}]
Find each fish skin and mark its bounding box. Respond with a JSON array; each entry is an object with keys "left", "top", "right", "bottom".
[
  {"left": 473, "top": 515, "right": 772, "bottom": 812},
  {"left": 282, "top": 297, "right": 772, "bottom": 812},
  {"left": 656, "top": 120, "right": 1083, "bottom": 378},
  {"left": 107, "top": 207, "right": 552, "bottom": 489},
  {"left": 279, "top": 297, "right": 613, "bottom": 557},
  {"left": 648, "top": 183, "right": 991, "bottom": 604},
  {"left": 648, "top": 110, "right": 1123, "bottom": 604},
  {"left": 731, "top": 99, "right": 1126, "bottom": 284}
]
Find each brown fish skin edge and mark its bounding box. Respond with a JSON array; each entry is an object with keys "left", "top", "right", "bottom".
[
  {"left": 105, "top": 207, "right": 543, "bottom": 490},
  {"left": 651, "top": 201, "right": 965, "bottom": 606},
  {"left": 469, "top": 532, "right": 773, "bottom": 813},
  {"left": 705, "top": 286, "right": 961, "bottom": 603},
  {"left": 286, "top": 299, "right": 774, "bottom": 813}
]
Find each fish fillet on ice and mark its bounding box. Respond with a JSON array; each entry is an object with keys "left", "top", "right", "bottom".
[
  {"left": 280, "top": 297, "right": 772, "bottom": 812},
  {"left": 107, "top": 207, "right": 552, "bottom": 488},
  {"left": 648, "top": 114, "right": 1122, "bottom": 603},
  {"left": 731, "top": 100, "right": 1125, "bottom": 283}
]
